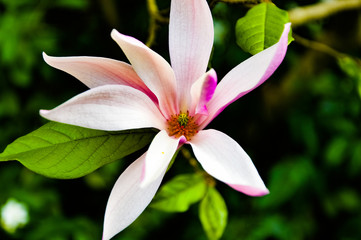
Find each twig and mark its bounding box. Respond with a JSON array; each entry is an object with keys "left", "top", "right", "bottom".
[
  {"left": 209, "top": 0, "right": 268, "bottom": 9},
  {"left": 289, "top": 0, "right": 361, "bottom": 27},
  {"left": 146, "top": 0, "right": 168, "bottom": 47},
  {"left": 181, "top": 147, "right": 216, "bottom": 187},
  {"left": 293, "top": 34, "right": 346, "bottom": 59}
]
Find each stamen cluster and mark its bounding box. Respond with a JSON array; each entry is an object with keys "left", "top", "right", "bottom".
[{"left": 167, "top": 112, "right": 199, "bottom": 141}]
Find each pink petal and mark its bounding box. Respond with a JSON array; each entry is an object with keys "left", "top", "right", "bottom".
[
  {"left": 40, "top": 85, "right": 165, "bottom": 131},
  {"left": 190, "top": 69, "right": 217, "bottom": 115},
  {"left": 111, "top": 30, "right": 178, "bottom": 118},
  {"left": 102, "top": 153, "right": 166, "bottom": 240},
  {"left": 169, "top": 0, "right": 214, "bottom": 110},
  {"left": 200, "top": 23, "right": 291, "bottom": 129},
  {"left": 189, "top": 129, "right": 269, "bottom": 197},
  {"left": 141, "top": 130, "right": 181, "bottom": 187},
  {"left": 42, "top": 53, "right": 157, "bottom": 102}
]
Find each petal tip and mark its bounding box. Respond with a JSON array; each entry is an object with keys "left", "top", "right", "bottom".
[
  {"left": 39, "top": 109, "right": 49, "bottom": 117},
  {"left": 283, "top": 22, "right": 291, "bottom": 37},
  {"left": 110, "top": 29, "right": 120, "bottom": 39},
  {"left": 42, "top": 52, "right": 51, "bottom": 64},
  {"left": 228, "top": 183, "right": 269, "bottom": 197}
]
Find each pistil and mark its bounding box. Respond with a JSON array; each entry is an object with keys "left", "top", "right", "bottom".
[{"left": 167, "top": 111, "right": 199, "bottom": 141}]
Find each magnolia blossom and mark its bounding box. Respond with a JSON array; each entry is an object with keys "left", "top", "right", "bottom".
[{"left": 40, "top": 0, "right": 290, "bottom": 239}]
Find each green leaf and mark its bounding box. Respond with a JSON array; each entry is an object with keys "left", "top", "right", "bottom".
[
  {"left": 324, "top": 137, "right": 349, "bottom": 167},
  {"left": 337, "top": 56, "right": 361, "bottom": 98},
  {"left": 199, "top": 187, "right": 228, "bottom": 240},
  {"left": 53, "top": 0, "right": 89, "bottom": 9},
  {"left": 150, "top": 173, "right": 207, "bottom": 212},
  {"left": 235, "top": 2, "right": 293, "bottom": 55},
  {"left": 0, "top": 122, "right": 156, "bottom": 179},
  {"left": 256, "top": 157, "right": 316, "bottom": 209}
]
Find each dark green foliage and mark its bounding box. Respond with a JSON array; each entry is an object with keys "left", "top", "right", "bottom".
[{"left": 1, "top": 0, "right": 361, "bottom": 239}]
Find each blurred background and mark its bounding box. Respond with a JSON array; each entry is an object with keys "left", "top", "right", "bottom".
[{"left": 1, "top": 0, "right": 361, "bottom": 239}]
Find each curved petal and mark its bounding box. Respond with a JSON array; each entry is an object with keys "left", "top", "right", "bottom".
[
  {"left": 141, "top": 130, "right": 181, "bottom": 187},
  {"left": 169, "top": 0, "right": 214, "bottom": 110},
  {"left": 200, "top": 23, "right": 291, "bottom": 129},
  {"left": 42, "top": 53, "right": 157, "bottom": 102},
  {"left": 40, "top": 85, "right": 165, "bottom": 131},
  {"left": 102, "top": 153, "right": 166, "bottom": 240},
  {"left": 189, "top": 129, "right": 269, "bottom": 196},
  {"left": 111, "top": 30, "right": 178, "bottom": 118},
  {"left": 190, "top": 69, "right": 217, "bottom": 116}
]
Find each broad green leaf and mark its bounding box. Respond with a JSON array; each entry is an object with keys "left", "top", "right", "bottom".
[
  {"left": 235, "top": 3, "right": 293, "bottom": 55},
  {"left": 0, "top": 122, "right": 156, "bottom": 179},
  {"left": 199, "top": 187, "right": 228, "bottom": 240},
  {"left": 150, "top": 173, "right": 207, "bottom": 212}
]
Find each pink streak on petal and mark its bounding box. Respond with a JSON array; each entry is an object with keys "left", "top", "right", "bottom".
[
  {"left": 200, "top": 23, "right": 291, "bottom": 129},
  {"left": 228, "top": 184, "right": 269, "bottom": 197},
  {"left": 189, "top": 129, "right": 268, "bottom": 197},
  {"left": 169, "top": 0, "right": 214, "bottom": 110},
  {"left": 141, "top": 130, "right": 181, "bottom": 187},
  {"left": 111, "top": 30, "right": 178, "bottom": 118},
  {"left": 192, "top": 69, "right": 217, "bottom": 115},
  {"left": 102, "top": 153, "right": 166, "bottom": 240},
  {"left": 40, "top": 85, "right": 166, "bottom": 131},
  {"left": 42, "top": 53, "right": 157, "bottom": 103}
]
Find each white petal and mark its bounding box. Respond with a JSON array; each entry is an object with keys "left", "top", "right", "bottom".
[
  {"left": 190, "top": 129, "right": 269, "bottom": 196},
  {"left": 111, "top": 30, "right": 178, "bottom": 118},
  {"left": 141, "top": 130, "right": 181, "bottom": 187},
  {"left": 102, "top": 153, "right": 165, "bottom": 240},
  {"left": 40, "top": 85, "right": 165, "bottom": 131},
  {"left": 201, "top": 23, "right": 291, "bottom": 129},
  {"left": 169, "top": 0, "right": 214, "bottom": 110},
  {"left": 42, "top": 53, "right": 156, "bottom": 101}
]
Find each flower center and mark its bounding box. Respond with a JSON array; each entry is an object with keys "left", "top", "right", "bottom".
[{"left": 167, "top": 111, "right": 199, "bottom": 141}]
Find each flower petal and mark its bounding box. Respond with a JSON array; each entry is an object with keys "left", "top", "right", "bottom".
[
  {"left": 102, "top": 153, "right": 165, "bottom": 240},
  {"left": 190, "top": 69, "right": 217, "bottom": 115},
  {"left": 201, "top": 23, "right": 291, "bottom": 129},
  {"left": 111, "top": 30, "right": 178, "bottom": 118},
  {"left": 189, "top": 129, "right": 269, "bottom": 196},
  {"left": 42, "top": 53, "right": 157, "bottom": 101},
  {"left": 141, "top": 130, "right": 182, "bottom": 187},
  {"left": 169, "top": 0, "right": 214, "bottom": 110},
  {"left": 40, "top": 85, "right": 165, "bottom": 131}
]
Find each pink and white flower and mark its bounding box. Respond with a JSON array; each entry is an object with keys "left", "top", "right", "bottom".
[{"left": 40, "top": 0, "right": 290, "bottom": 239}]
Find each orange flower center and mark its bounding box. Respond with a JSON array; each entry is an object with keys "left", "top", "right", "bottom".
[{"left": 167, "top": 112, "right": 199, "bottom": 141}]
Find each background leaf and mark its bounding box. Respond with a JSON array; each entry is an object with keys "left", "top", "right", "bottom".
[
  {"left": 235, "top": 2, "right": 293, "bottom": 55},
  {"left": 0, "top": 122, "right": 156, "bottom": 179},
  {"left": 338, "top": 56, "right": 361, "bottom": 98},
  {"left": 150, "top": 173, "right": 207, "bottom": 212},
  {"left": 199, "top": 187, "right": 228, "bottom": 240}
]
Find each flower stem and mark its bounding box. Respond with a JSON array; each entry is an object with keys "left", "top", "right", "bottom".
[{"left": 180, "top": 147, "right": 216, "bottom": 187}]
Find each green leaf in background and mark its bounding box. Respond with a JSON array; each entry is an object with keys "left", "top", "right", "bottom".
[
  {"left": 0, "top": 122, "right": 156, "bottom": 179},
  {"left": 324, "top": 136, "right": 349, "bottom": 167},
  {"left": 257, "top": 157, "right": 316, "bottom": 209},
  {"left": 199, "top": 187, "right": 228, "bottom": 240},
  {"left": 150, "top": 173, "right": 207, "bottom": 212},
  {"left": 337, "top": 56, "right": 361, "bottom": 98},
  {"left": 235, "top": 2, "right": 293, "bottom": 55}
]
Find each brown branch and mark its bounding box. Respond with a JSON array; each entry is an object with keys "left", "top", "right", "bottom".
[{"left": 289, "top": 0, "right": 361, "bottom": 27}]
